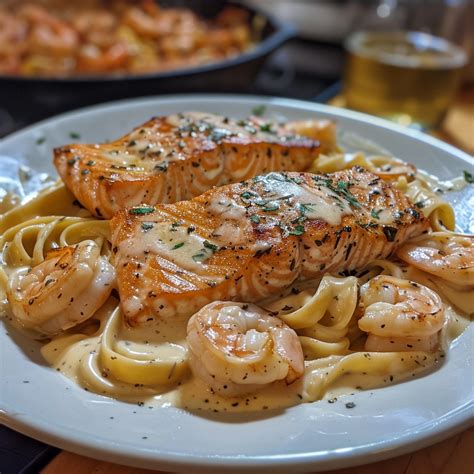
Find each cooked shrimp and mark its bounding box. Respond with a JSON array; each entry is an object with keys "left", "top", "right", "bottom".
[
  {"left": 76, "top": 43, "right": 129, "bottom": 73},
  {"left": 187, "top": 301, "right": 304, "bottom": 396},
  {"left": 397, "top": 232, "right": 474, "bottom": 285},
  {"left": 358, "top": 275, "right": 445, "bottom": 352},
  {"left": 7, "top": 240, "right": 115, "bottom": 335},
  {"left": 0, "top": 8, "right": 27, "bottom": 56},
  {"left": 123, "top": 3, "right": 175, "bottom": 38},
  {"left": 19, "top": 4, "right": 78, "bottom": 56}
]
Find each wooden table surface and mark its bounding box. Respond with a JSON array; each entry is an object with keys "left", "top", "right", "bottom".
[{"left": 41, "top": 89, "right": 473, "bottom": 474}]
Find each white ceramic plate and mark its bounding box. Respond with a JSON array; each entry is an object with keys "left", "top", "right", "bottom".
[{"left": 0, "top": 95, "right": 472, "bottom": 473}]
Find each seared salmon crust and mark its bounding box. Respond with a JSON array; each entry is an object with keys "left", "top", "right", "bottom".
[{"left": 54, "top": 112, "right": 327, "bottom": 218}]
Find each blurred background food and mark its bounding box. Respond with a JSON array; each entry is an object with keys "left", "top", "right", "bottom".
[
  {"left": 0, "top": 0, "right": 472, "bottom": 149},
  {"left": 0, "top": 0, "right": 256, "bottom": 77}
]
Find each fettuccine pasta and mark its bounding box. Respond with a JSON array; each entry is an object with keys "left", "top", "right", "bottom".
[{"left": 1, "top": 135, "right": 472, "bottom": 413}]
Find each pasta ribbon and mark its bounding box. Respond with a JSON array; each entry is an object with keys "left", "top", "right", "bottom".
[
  {"left": 301, "top": 351, "right": 439, "bottom": 401},
  {"left": 1, "top": 216, "right": 111, "bottom": 267},
  {"left": 99, "top": 307, "right": 189, "bottom": 386},
  {"left": 0, "top": 182, "right": 91, "bottom": 234},
  {"left": 398, "top": 179, "right": 455, "bottom": 230},
  {"left": 312, "top": 152, "right": 415, "bottom": 182},
  {"left": 265, "top": 276, "right": 358, "bottom": 361}
]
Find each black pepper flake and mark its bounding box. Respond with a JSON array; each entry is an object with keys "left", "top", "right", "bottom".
[
  {"left": 383, "top": 226, "right": 398, "bottom": 242},
  {"left": 67, "top": 156, "right": 80, "bottom": 166}
]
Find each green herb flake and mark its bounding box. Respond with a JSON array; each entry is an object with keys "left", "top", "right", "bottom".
[
  {"left": 36, "top": 136, "right": 46, "bottom": 145},
  {"left": 371, "top": 209, "right": 381, "bottom": 219},
  {"left": 299, "top": 203, "right": 314, "bottom": 216},
  {"left": 414, "top": 200, "right": 426, "bottom": 209},
  {"left": 86, "top": 160, "right": 95, "bottom": 166},
  {"left": 289, "top": 225, "right": 305, "bottom": 236},
  {"left": 263, "top": 202, "right": 279, "bottom": 212},
  {"left": 172, "top": 242, "right": 185, "bottom": 250},
  {"left": 259, "top": 123, "right": 273, "bottom": 133},
  {"left": 336, "top": 180, "right": 361, "bottom": 208},
  {"left": 69, "top": 132, "right": 81, "bottom": 139},
  {"left": 252, "top": 105, "right": 266, "bottom": 117},
  {"left": 192, "top": 253, "right": 207, "bottom": 263},
  {"left": 203, "top": 240, "right": 218, "bottom": 252},
  {"left": 463, "top": 170, "right": 474, "bottom": 184},
  {"left": 250, "top": 215, "right": 260, "bottom": 224},
  {"left": 240, "top": 190, "right": 259, "bottom": 202},
  {"left": 130, "top": 206, "right": 155, "bottom": 216},
  {"left": 141, "top": 222, "right": 154, "bottom": 232}
]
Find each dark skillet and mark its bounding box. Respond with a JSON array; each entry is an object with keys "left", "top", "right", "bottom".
[{"left": 0, "top": 1, "right": 295, "bottom": 127}]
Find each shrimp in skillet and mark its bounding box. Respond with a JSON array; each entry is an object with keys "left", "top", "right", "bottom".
[
  {"left": 19, "top": 4, "right": 78, "bottom": 56},
  {"left": 7, "top": 240, "right": 115, "bottom": 335},
  {"left": 187, "top": 301, "right": 304, "bottom": 396},
  {"left": 397, "top": 232, "right": 474, "bottom": 285},
  {"left": 358, "top": 275, "right": 446, "bottom": 352}
]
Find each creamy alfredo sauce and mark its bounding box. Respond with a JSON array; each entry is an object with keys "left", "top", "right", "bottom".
[{"left": 38, "top": 287, "right": 471, "bottom": 413}]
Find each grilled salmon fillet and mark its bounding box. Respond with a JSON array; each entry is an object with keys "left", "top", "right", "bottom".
[
  {"left": 111, "top": 167, "right": 429, "bottom": 326},
  {"left": 54, "top": 112, "right": 334, "bottom": 219}
]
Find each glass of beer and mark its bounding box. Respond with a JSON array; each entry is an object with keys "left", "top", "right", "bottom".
[{"left": 343, "top": 31, "right": 467, "bottom": 128}]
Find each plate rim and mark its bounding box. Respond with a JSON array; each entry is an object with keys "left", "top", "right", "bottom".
[
  {"left": 0, "top": 94, "right": 472, "bottom": 472},
  {"left": 1, "top": 93, "right": 473, "bottom": 166}
]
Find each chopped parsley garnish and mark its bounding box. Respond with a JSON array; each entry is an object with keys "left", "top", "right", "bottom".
[
  {"left": 299, "top": 203, "right": 314, "bottom": 216},
  {"left": 192, "top": 252, "right": 207, "bottom": 262},
  {"left": 141, "top": 222, "right": 154, "bottom": 231},
  {"left": 263, "top": 202, "right": 279, "bottom": 212},
  {"left": 371, "top": 209, "right": 381, "bottom": 219},
  {"left": 336, "top": 180, "right": 361, "bottom": 208},
  {"left": 463, "top": 170, "right": 474, "bottom": 183},
  {"left": 203, "top": 240, "right": 218, "bottom": 252},
  {"left": 130, "top": 206, "right": 154, "bottom": 215},
  {"left": 69, "top": 131, "right": 81, "bottom": 139},
  {"left": 172, "top": 242, "right": 185, "bottom": 250},
  {"left": 240, "top": 190, "right": 258, "bottom": 202},
  {"left": 289, "top": 225, "right": 305, "bottom": 236},
  {"left": 36, "top": 136, "right": 46, "bottom": 145},
  {"left": 414, "top": 200, "right": 426, "bottom": 209},
  {"left": 252, "top": 105, "right": 266, "bottom": 117},
  {"left": 81, "top": 169, "right": 90, "bottom": 175},
  {"left": 86, "top": 160, "right": 95, "bottom": 166},
  {"left": 250, "top": 215, "right": 260, "bottom": 224},
  {"left": 259, "top": 123, "right": 273, "bottom": 133}
]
